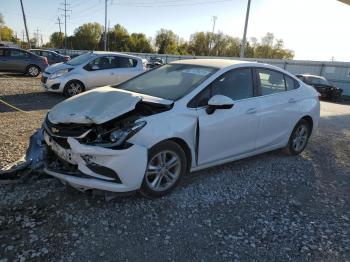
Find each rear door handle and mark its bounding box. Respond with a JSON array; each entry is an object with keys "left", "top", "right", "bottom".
[
  {"left": 246, "top": 108, "right": 257, "bottom": 114},
  {"left": 288, "top": 98, "right": 297, "bottom": 103}
]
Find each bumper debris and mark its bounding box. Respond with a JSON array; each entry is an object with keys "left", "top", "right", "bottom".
[{"left": 0, "top": 129, "right": 48, "bottom": 181}]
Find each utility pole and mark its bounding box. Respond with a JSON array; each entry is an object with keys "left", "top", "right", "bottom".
[
  {"left": 20, "top": 0, "right": 31, "bottom": 48},
  {"left": 35, "top": 28, "right": 41, "bottom": 47},
  {"left": 104, "top": 0, "right": 108, "bottom": 51},
  {"left": 106, "top": 20, "right": 110, "bottom": 51},
  {"left": 59, "top": 0, "right": 71, "bottom": 52},
  {"left": 209, "top": 16, "right": 217, "bottom": 56},
  {"left": 240, "top": 0, "right": 251, "bottom": 58},
  {"left": 56, "top": 16, "right": 63, "bottom": 48}
]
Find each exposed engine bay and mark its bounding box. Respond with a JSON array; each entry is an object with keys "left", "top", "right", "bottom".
[{"left": 0, "top": 101, "right": 171, "bottom": 180}]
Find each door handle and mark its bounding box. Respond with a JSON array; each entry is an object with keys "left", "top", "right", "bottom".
[
  {"left": 288, "top": 98, "right": 297, "bottom": 103},
  {"left": 246, "top": 108, "right": 257, "bottom": 114}
]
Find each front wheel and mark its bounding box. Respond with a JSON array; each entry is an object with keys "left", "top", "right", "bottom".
[
  {"left": 285, "top": 119, "right": 311, "bottom": 155},
  {"left": 140, "top": 141, "right": 187, "bottom": 198},
  {"left": 63, "top": 80, "right": 84, "bottom": 97}
]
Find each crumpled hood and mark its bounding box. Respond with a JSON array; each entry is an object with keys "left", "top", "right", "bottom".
[
  {"left": 45, "top": 62, "right": 73, "bottom": 74},
  {"left": 48, "top": 86, "right": 172, "bottom": 125}
]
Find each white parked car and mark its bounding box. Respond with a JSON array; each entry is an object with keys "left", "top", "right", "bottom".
[
  {"left": 41, "top": 51, "right": 146, "bottom": 97},
  {"left": 42, "top": 59, "right": 320, "bottom": 197}
]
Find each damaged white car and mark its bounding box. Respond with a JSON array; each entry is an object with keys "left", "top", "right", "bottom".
[{"left": 1, "top": 59, "right": 320, "bottom": 197}]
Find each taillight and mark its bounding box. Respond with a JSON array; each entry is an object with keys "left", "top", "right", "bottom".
[
  {"left": 43, "top": 57, "right": 48, "bottom": 65},
  {"left": 64, "top": 56, "right": 70, "bottom": 61}
]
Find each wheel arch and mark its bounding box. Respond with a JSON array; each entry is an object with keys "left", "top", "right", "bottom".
[
  {"left": 64, "top": 79, "right": 86, "bottom": 90},
  {"left": 300, "top": 115, "right": 314, "bottom": 137},
  {"left": 150, "top": 137, "right": 193, "bottom": 173}
]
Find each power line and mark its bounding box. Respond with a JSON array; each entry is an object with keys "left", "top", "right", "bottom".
[
  {"left": 59, "top": 0, "right": 72, "bottom": 51},
  {"left": 113, "top": 0, "right": 233, "bottom": 7}
]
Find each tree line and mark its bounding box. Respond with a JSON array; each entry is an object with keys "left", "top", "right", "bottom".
[{"left": 0, "top": 13, "right": 294, "bottom": 59}]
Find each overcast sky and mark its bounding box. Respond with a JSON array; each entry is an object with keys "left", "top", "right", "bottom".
[{"left": 1, "top": 0, "right": 349, "bottom": 61}]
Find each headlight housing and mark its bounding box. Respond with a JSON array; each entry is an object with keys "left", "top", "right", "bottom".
[
  {"left": 94, "top": 121, "right": 146, "bottom": 148},
  {"left": 49, "top": 68, "right": 73, "bottom": 79}
]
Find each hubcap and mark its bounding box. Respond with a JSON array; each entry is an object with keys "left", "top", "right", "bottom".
[
  {"left": 67, "top": 82, "right": 82, "bottom": 96},
  {"left": 145, "top": 150, "right": 181, "bottom": 192},
  {"left": 29, "top": 67, "right": 39, "bottom": 76},
  {"left": 292, "top": 124, "right": 308, "bottom": 152}
]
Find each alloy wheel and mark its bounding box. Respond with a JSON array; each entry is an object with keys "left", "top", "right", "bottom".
[
  {"left": 67, "top": 82, "right": 83, "bottom": 96},
  {"left": 145, "top": 150, "right": 181, "bottom": 192},
  {"left": 292, "top": 124, "right": 308, "bottom": 152},
  {"left": 28, "top": 66, "right": 39, "bottom": 77}
]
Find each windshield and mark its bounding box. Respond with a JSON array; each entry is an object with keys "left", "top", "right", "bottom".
[
  {"left": 116, "top": 64, "right": 217, "bottom": 100},
  {"left": 66, "top": 52, "right": 95, "bottom": 66},
  {"left": 305, "top": 76, "right": 330, "bottom": 86}
]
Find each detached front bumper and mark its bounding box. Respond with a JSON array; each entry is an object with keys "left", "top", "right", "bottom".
[{"left": 43, "top": 132, "right": 148, "bottom": 193}]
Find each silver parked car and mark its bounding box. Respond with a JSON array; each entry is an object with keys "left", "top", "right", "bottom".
[{"left": 41, "top": 52, "right": 146, "bottom": 97}]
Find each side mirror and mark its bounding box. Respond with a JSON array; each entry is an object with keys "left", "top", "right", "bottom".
[{"left": 206, "top": 95, "right": 234, "bottom": 115}]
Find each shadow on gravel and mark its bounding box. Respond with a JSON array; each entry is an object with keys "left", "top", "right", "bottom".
[
  {"left": 0, "top": 73, "right": 38, "bottom": 78},
  {"left": 0, "top": 92, "right": 65, "bottom": 112}
]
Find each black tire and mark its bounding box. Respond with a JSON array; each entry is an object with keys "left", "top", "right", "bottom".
[
  {"left": 63, "top": 80, "right": 85, "bottom": 97},
  {"left": 285, "top": 119, "right": 311, "bottom": 156},
  {"left": 140, "top": 141, "right": 187, "bottom": 198},
  {"left": 26, "top": 65, "right": 40, "bottom": 77}
]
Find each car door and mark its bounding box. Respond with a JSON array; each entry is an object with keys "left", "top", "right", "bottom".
[
  {"left": 194, "top": 68, "right": 260, "bottom": 165},
  {"left": 109, "top": 56, "right": 141, "bottom": 85},
  {"left": 6, "top": 49, "right": 31, "bottom": 72},
  {"left": 82, "top": 56, "right": 116, "bottom": 89},
  {"left": 255, "top": 68, "right": 301, "bottom": 150}
]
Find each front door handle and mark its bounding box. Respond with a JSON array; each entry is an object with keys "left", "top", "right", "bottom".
[
  {"left": 288, "top": 98, "right": 297, "bottom": 103},
  {"left": 246, "top": 108, "right": 257, "bottom": 114}
]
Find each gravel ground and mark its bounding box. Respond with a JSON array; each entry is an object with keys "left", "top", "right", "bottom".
[{"left": 0, "top": 74, "right": 349, "bottom": 261}]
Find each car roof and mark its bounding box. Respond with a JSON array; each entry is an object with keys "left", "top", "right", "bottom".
[
  {"left": 91, "top": 51, "right": 141, "bottom": 60},
  {"left": 170, "top": 59, "right": 252, "bottom": 69}
]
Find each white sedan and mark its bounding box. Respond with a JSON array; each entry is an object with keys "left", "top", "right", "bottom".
[
  {"left": 41, "top": 51, "right": 146, "bottom": 97},
  {"left": 42, "top": 59, "right": 320, "bottom": 197}
]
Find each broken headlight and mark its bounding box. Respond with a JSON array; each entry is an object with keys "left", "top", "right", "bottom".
[{"left": 94, "top": 121, "right": 146, "bottom": 148}]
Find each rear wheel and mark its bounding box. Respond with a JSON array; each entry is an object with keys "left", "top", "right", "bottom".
[
  {"left": 285, "top": 119, "right": 311, "bottom": 155},
  {"left": 140, "top": 141, "right": 187, "bottom": 198},
  {"left": 26, "top": 65, "right": 40, "bottom": 77},
  {"left": 63, "top": 80, "right": 85, "bottom": 97}
]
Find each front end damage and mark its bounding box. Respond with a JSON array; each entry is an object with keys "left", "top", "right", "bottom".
[{"left": 1, "top": 91, "right": 172, "bottom": 193}]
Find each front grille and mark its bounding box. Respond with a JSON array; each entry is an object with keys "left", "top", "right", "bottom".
[
  {"left": 41, "top": 76, "right": 48, "bottom": 83},
  {"left": 45, "top": 116, "right": 92, "bottom": 138}
]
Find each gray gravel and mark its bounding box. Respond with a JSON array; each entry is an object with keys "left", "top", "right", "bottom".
[{"left": 0, "top": 74, "right": 349, "bottom": 261}]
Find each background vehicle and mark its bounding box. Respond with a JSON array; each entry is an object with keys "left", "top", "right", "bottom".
[
  {"left": 29, "top": 49, "right": 70, "bottom": 65},
  {"left": 296, "top": 74, "right": 343, "bottom": 100},
  {"left": 0, "top": 47, "right": 48, "bottom": 77},
  {"left": 40, "top": 59, "right": 320, "bottom": 197},
  {"left": 147, "top": 57, "right": 165, "bottom": 69},
  {"left": 41, "top": 51, "right": 146, "bottom": 97}
]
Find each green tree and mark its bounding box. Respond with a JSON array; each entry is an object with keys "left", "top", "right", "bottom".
[
  {"left": 188, "top": 32, "right": 210, "bottom": 56},
  {"left": 129, "top": 33, "right": 153, "bottom": 53},
  {"left": 49, "top": 32, "right": 64, "bottom": 48},
  {"left": 106, "top": 24, "right": 130, "bottom": 51},
  {"left": 0, "top": 26, "right": 14, "bottom": 41},
  {"left": 155, "top": 29, "right": 177, "bottom": 54},
  {"left": 72, "top": 22, "right": 103, "bottom": 50}
]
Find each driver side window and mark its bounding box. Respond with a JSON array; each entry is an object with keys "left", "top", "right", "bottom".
[
  {"left": 88, "top": 56, "right": 115, "bottom": 70},
  {"left": 190, "top": 68, "right": 254, "bottom": 107}
]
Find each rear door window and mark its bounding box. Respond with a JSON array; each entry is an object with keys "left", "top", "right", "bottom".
[
  {"left": 257, "top": 69, "right": 286, "bottom": 95},
  {"left": 114, "top": 57, "right": 137, "bottom": 68}
]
